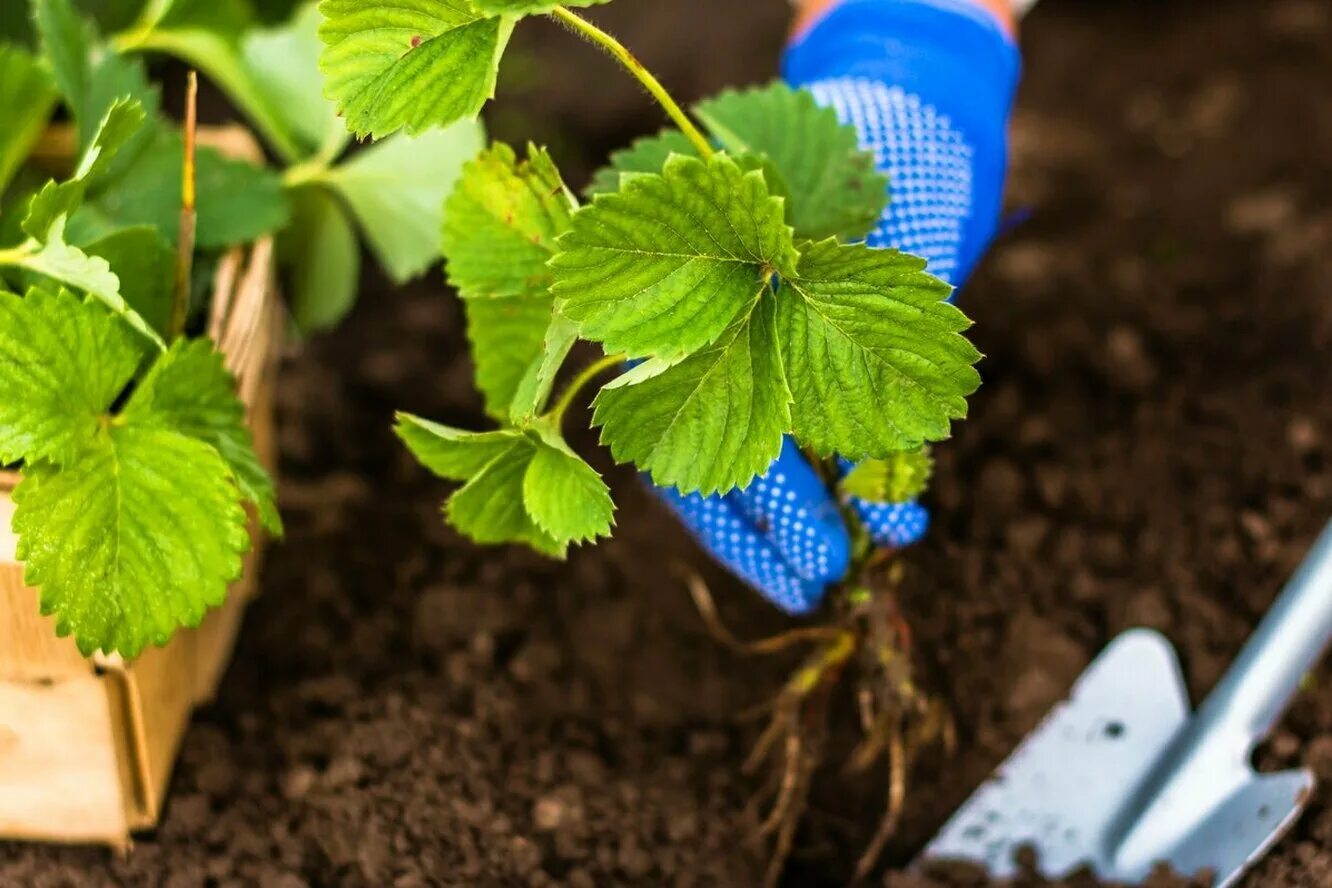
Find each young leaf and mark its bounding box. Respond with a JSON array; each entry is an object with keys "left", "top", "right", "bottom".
[
  {"left": 521, "top": 428, "right": 614, "bottom": 545},
  {"left": 84, "top": 225, "right": 176, "bottom": 338},
  {"left": 509, "top": 312, "right": 577, "bottom": 422},
  {"left": 326, "top": 119, "right": 485, "bottom": 282},
  {"left": 7, "top": 216, "right": 162, "bottom": 347},
  {"left": 0, "top": 45, "right": 57, "bottom": 198},
  {"left": 318, "top": 0, "right": 513, "bottom": 139},
  {"left": 463, "top": 294, "right": 557, "bottom": 420},
  {"left": 441, "top": 142, "right": 575, "bottom": 300},
  {"left": 33, "top": 0, "right": 161, "bottom": 170},
  {"left": 22, "top": 97, "right": 147, "bottom": 239},
  {"left": 14, "top": 426, "right": 249, "bottom": 657},
  {"left": 31, "top": 0, "right": 95, "bottom": 139},
  {"left": 777, "top": 239, "right": 980, "bottom": 459},
  {"left": 592, "top": 291, "right": 790, "bottom": 495},
  {"left": 121, "top": 339, "right": 282, "bottom": 535},
  {"left": 840, "top": 448, "right": 934, "bottom": 503},
  {"left": 395, "top": 413, "right": 613, "bottom": 554},
  {"left": 695, "top": 82, "right": 889, "bottom": 242},
  {"left": 0, "top": 286, "right": 141, "bottom": 467},
  {"left": 552, "top": 153, "right": 798, "bottom": 361},
  {"left": 279, "top": 185, "right": 360, "bottom": 332},
  {"left": 395, "top": 414, "right": 522, "bottom": 479},
  {"left": 585, "top": 128, "right": 697, "bottom": 197},
  {"left": 240, "top": 0, "right": 347, "bottom": 158},
  {"left": 82, "top": 126, "right": 289, "bottom": 249},
  {"left": 473, "top": 0, "right": 608, "bottom": 15}
]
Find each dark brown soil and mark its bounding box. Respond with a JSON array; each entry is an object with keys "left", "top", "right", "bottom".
[{"left": 4, "top": 0, "right": 1332, "bottom": 885}]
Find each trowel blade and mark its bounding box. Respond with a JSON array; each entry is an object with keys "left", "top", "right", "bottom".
[
  {"left": 917, "top": 629, "right": 1313, "bottom": 886},
  {"left": 919, "top": 629, "right": 1191, "bottom": 879}
]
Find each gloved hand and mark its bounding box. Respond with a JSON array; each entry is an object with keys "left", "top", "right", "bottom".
[{"left": 655, "top": 0, "right": 1022, "bottom": 615}]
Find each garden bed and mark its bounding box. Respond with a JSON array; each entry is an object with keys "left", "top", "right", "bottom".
[{"left": 3, "top": 0, "right": 1331, "bottom": 885}]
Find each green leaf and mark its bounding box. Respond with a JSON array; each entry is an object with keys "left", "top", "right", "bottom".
[
  {"left": 80, "top": 126, "right": 289, "bottom": 249},
  {"left": 509, "top": 312, "right": 576, "bottom": 422},
  {"left": 278, "top": 184, "right": 360, "bottom": 332},
  {"left": 592, "top": 290, "right": 789, "bottom": 495},
  {"left": 521, "top": 428, "right": 614, "bottom": 545},
  {"left": 13, "top": 425, "right": 250, "bottom": 657},
  {"left": 695, "top": 82, "right": 889, "bottom": 242},
  {"left": 326, "top": 118, "right": 485, "bottom": 282},
  {"left": 0, "top": 286, "right": 141, "bottom": 466},
  {"left": 441, "top": 141, "right": 574, "bottom": 299},
  {"left": 840, "top": 448, "right": 934, "bottom": 503},
  {"left": 121, "top": 339, "right": 281, "bottom": 535},
  {"left": 777, "top": 239, "right": 979, "bottom": 459},
  {"left": 395, "top": 413, "right": 612, "bottom": 554},
  {"left": 585, "top": 128, "right": 697, "bottom": 197},
  {"left": 0, "top": 45, "right": 57, "bottom": 198},
  {"left": 240, "top": 0, "right": 347, "bottom": 158},
  {"left": 1, "top": 291, "right": 274, "bottom": 655},
  {"left": 33, "top": 0, "right": 161, "bottom": 168},
  {"left": 7, "top": 216, "right": 163, "bottom": 347},
  {"left": 318, "top": 0, "right": 513, "bottom": 139},
  {"left": 473, "top": 0, "right": 607, "bottom": 15},
  {"left": 84, "top": 225, "right": 175, "bottom": 338},
  {"left": 23, "top": 97, "right": 147, "bottom": 239},
  {"left": 463, "top": 294, "right": 556, "bottom": 420},
  {"left": 122, "top": 0, "right": 309, "bottom": 162},
  {"left": 552, "top": 153, "right": 798, "bottom": 361},
  {"left": 395, "top": 413, "right": 522, "bottom": 479},
  {"left": 32, "top": 0, "right": 95, "bottom": 138}
]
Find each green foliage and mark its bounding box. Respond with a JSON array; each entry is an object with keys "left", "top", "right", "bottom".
[
  {"left": 325, "top": 120, "right": 485, "bottom": 283},
  {"left": 552, "top": 153, "right": 798, "bottom": 362},
  {"left": 474, "top": 0, "right": 607, "bottom": 13},
  {"left": 593, "top": 291, "right": 790, "bottom": 495},
  {"left": 442, "top": 142, "right": 574, "bottom": 300},
  {"left": 777, "top": 240, "right": 979, "bottom": 460},
  {"left": 3, "top": 98, "right": 165, "bottom": 348},
  {"left": 0, "top": 45, "right": 57, "bottom": 197},
  {"left": 587, "top": 83, "right": 888, "bottom": 242},
  {"left": 2, "top": 287, "right": 271, "bottom": 656},
  {"left": 308, "top": 5, "right": 984, "bottom": 560},
  {"left": 840, "top": 448, "right": 934, "bottom": 503},
  {"left": 695, "top": 83, "right": 889, "bottom": 241},
  {"left": 279, "top": 184, "right": 360, "bottom": 331},
  {"left": 585, "top": 128, "right": 695, "bottom": 197},
  {"left": 395, "top": 414, "right": 612, "bottom": 555},
  {"left": 318, "top": 0, "right": 512, "bottom": 139},
  {"left": 443, "top": 142, "right": 577, "bottom": 419}
]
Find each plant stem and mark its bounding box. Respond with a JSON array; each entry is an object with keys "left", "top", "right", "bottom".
[
  {"left": 169, "top": 71, "right": 199, "bottom": 343},
  {"left": 549, "top": 7, "right": 714, "bottom": 159},
  {"left": 548, "top": 353, "right": 624, "bottom": 424}
]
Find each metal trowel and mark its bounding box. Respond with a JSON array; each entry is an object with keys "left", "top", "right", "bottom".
[{"left": 919, "top": 520, "right": 1332, "bottom": 886}]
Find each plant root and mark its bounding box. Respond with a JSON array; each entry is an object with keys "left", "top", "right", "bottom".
[{"left": 683, "top": 562, "right": 954, "bottom": 887}]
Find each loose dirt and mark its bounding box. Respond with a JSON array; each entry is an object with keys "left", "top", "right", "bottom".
[{"left": 3, "top": 0, "right": 1331, "bottom": 885}]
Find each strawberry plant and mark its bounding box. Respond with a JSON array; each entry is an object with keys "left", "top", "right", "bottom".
[
  {"left": 310, "top": 1, "right": 979, "bottom": 570},
  {"left": 0, "top": 0, "right": 482, "bottom": 656},
  {"left": 317, "top": 6, "right": 982, "bottom": 874}
]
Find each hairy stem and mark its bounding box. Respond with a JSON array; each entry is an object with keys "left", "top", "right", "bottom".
[
  {"left": 548, "top": 353, "right": 624, "bottom": 424},
  {"left": 549, "top": 7, "right": 714, "bottom": 159}
]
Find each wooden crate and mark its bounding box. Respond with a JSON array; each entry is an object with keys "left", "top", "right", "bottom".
[{"left": 0, "top": 222, "right": 281, "bottom": 848}]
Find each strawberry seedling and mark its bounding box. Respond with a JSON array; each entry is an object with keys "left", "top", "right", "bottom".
[{"left": 314, "top": 1, "right": 983, "bottom": 878}]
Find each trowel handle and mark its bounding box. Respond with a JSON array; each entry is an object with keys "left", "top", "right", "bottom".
[{"left": 1199, "top": 520, "right": 1332, "bottom": 741}]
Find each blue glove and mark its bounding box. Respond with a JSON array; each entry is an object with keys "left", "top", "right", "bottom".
[{"left": 657, "top": 0, "right": 1021, "bottom": 615}]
